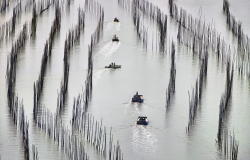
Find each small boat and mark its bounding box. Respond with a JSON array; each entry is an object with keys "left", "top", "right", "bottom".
[
  {"left": 105, "top": 62, "right": 121, "bottom": 69},
  {"left": 113, "top": 17, "right": 119, "bottom": 22},
  {"left": 112, "top": 34, "right": 119, "bottom": 42},
  {"left": 137, "top": 116, "right": 149, "bottom": 125},
  {"left": 132, "top": 92, "right": 144, "bottom": 103}
]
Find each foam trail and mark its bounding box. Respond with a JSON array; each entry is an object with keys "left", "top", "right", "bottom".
[
  {"left": 104, "top": 42, "right": 121, "bottom": 58},
  {"left": 93, "top": 69, "right": 106, "bottom": 85},
  {"left": 132, "top": 126, "right": 157, "bottom": 153},
  {"left": 96, "top": 41, "right": 121, "bottom": 58},
  {"left": 105, "top": 22, "right": 113, "bottom": 31},
  {"left": 115, "top": 23, "right": 121, "bottom": 31}
]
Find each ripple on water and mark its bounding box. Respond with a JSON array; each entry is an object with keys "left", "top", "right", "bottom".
[{"left": 132, "top": 125, "right": 158, "bottom": 153}]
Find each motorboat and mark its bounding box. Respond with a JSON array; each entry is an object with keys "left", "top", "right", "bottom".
[
  {"left": 132, "top": 92, "right": 144, "bottom": 103},
  {"left": 105, "top": 62, "right": 121, "bottom": 69},
  {"left": 113, "top": 17, "right": 119, "bottom": 22},
  {"left": 112, "top": 34, "right": 119, "bottom": 42},
  {"left": 137, "top": 116, "right": 149, "bottom": 125}
]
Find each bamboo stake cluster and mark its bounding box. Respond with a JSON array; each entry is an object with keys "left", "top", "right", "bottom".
[
  {"left": 0, "top": 0, "right": 9, "bottom": 13},
  {"left": 170, "top": 0, "right": 227, "bottom": 62},
  {"left": 0, "top": 2, "right": 22, "bottom": 42},
  {"left": 85, "top": 0, "right": 103, "bottom": 18},
  {"left": 186, "top": 49, "right": 208, "bottom": 133},
  {"left": 24, "top": 0, "right": 35, "bottom": 12},
  {"left": 117, "top": 0, "right": 131, "bottom": 12},
  {"left": 71, "top": 95, "right": 124, "bottom": 160},
  {"left": 36, "top": 108, "right": 89, "bottom": 160},
  {"left": 222, "top": 0, "right": 250, "bottom": 77},
  {"left": 218, "top": 129, "right": 239, "bottom": 160},
  {"left": 168, "top": 1, "right": 239, "bottom": 157},
  {"left": 131, "top": 0, "right": 168, "bottom": 53},
  {"left": 171, "top": 0, "right": 250, "bottom": 79},
  {"left": 33, "top": 7, "right": 62, "bottom": 121},
  {"left": 38, "top": 0, "right": 54, "bottom": 15},
  {"left": 56, "top": 8, "right": 85, "bottom": 114},
  {"left": 84, "top": 0, "right": 104, "bottom": 108},
  {"left": 32, "top": 145, "right": 39, "bottom": 160},
  {"left": 6, "top": 24, "right": 27, "bottom": 120},
  {"left": 166, "top": 41, "right": 176, "bottom": 108},
  {"left": 5, "top": 23, "right": 34, "bottom": 159},
  {"left": 223, "top": 0, "right": 243, "bottom": 45},
  {"left": 30, "top": 3, "right": 37, "bottom": 38},
  {"left": 18, "top": 104, "right": 30, "bottom": 160},
  {"left": 217, "top": 61, "right": 234, "bottom": 147}
]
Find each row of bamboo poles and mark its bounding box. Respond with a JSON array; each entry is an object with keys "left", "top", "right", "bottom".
[
  {"left": 36, "top": 108, "right": 89, "bottom": 160},
  {"left": 217, "top": 62, "right": 234, "bottom": 147},
  {"left": 71, "top": 96, "right": 124, "bottom": 160},
  {"left": 0, "top": 0, "right": 9, "bottom": 13},
  {"left": 56, "top": 8, "right": 85, "bottom": 115},
  {"left": 0, "top": 1, "right": 22, "bottom": 42},
  {"left": 131, "top": 0, "right": 168, "bottom": 53},
  {"left": 0, "top": 0, "right": 56, "bottom": 43},
  {"left": 6, "top": 24, "right": 27, "bottom": 121},
  {"left": 5, "top": 22, "right": 39, "bottom": 159},
  {"left": 170, "top": 0, "right": 250, "bottom": 79},
  {"left": 186, "top": 48, "right": 208, "bottom": 133},
  {"left": 166, "top": 42, "right": 176, "bottom": 108},
  {"left": 33, "top": 5, "right": 62, "bottom": 121},
  {"left": 217, "top": 63, "right": 238, "bottom": 160},
  {"left": 218, "top": 129, "right": 239, "bottom": 160},
  {"left": 83, "top": 0, "right": 104, "bottom": 108},
  {"left": 222, "top": 0, "right": 250, "bottom": 78}
]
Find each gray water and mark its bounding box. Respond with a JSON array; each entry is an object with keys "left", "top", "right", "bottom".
[{"left": 0, "top": 0, "right": 250, "bottom": 159}]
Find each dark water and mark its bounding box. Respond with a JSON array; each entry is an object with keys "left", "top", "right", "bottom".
[{"left": 0, "top": 0, "right": 250, "bottom": 159}]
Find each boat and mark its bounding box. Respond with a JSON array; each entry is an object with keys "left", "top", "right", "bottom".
[
  {"left": 105, "top": 62, "right": 121, "bottom": 69},
  {"left": 137, "top": 116, "right": 149, "bottom": 125},
  {"left": 132, "top": 92, "right": 144, "bottom": 103},
  {"left": 112, "top": 34, "right": 119, "bottom": 42},
  {"left": 113, "top": 17, "right": 119, "bottom": 22}
]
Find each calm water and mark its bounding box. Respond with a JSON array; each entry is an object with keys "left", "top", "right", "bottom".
[{"left": 0, "top": 0, "right": 250, "bottom": 159}]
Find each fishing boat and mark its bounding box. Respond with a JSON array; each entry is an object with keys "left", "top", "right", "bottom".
[
  {"left": 132, "top": 92, "right": 144, "bottom": 103},
  {"left": 137, "top": 116, "right": 149, "bottom": 125},
  {"left": 112, "top": 34, "right": 119, "bottom": 42},
  {"left": 105, "top": 62, "right": 121, "bottom": 69},
  {"left": 113, "top": 17, "right": 119, "bottom": 22}
]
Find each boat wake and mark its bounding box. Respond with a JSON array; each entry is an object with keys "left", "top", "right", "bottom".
[
  {"left": 97, "top": 41, "right": 121, "bottom": 58},
  {"left": 105, "top": 21, "right": 121, "bottom": 32},
  {"left": 132, "top": 126, "right": 157, "bottom": 153},
  {"left": 115, "top": 23, "right": 121, "bottom": 31},
  {"left": 93, "top": 69, "right": 106, "bottom": 85}
]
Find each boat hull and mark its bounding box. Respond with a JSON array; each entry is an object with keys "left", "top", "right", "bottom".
[
  {"left": 137, "top": 120, "right": 148, "bottom": 125},
  {"left": 105, "top": 65, "right": 121, "bottom": 69},
  {"left": 131, "top": 98, "right": 144, "bottom": 103}
]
